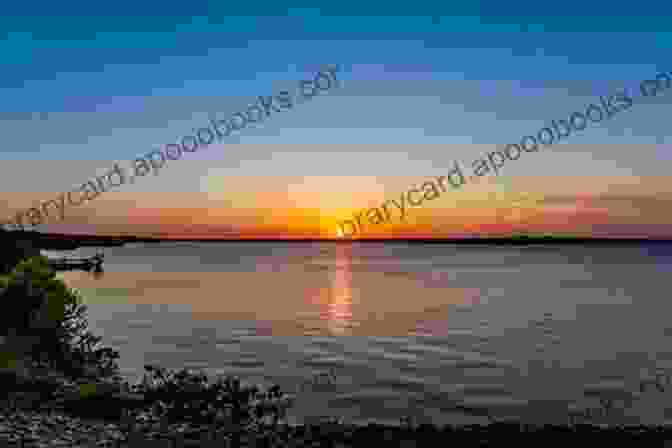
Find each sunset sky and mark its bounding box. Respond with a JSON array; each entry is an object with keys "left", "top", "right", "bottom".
[{"left": 1, "top": 2, "right": 671, "bottom": 239}]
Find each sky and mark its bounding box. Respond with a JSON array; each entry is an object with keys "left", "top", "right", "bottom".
[{"left": 0, "top": 1, "right": 671, "bottom": 239}]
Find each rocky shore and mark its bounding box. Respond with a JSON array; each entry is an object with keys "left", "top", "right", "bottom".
[{"left": 2, "top": 407, "right": 672, "bottom": 447}]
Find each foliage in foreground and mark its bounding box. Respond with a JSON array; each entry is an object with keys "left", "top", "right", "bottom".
[
  {"left": 51, "top": 364, "right": 294, "bottom": 437},
  {"left": 0, "top": 256, "right": 120, "bottom": 384},
  {"left": 0, "top": 250, "right": 295, "bottom": 432},
  {"left": 132, "top": 365, "right": 294, "bottom": 427},
  {"left": 0, "top": 229, "right": 40, "bottom": 275}
]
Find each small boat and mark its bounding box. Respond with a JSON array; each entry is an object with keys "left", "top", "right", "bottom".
[{"left": 47, "top": 253, "right": 104, "bottom": 272}]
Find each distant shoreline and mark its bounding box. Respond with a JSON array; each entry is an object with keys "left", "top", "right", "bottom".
[
  {"left": 126, "top": 238, "right": 672, "bottom": 245},
  {"left": 8, "top": 230, "right": 672, "bottom": 248}
]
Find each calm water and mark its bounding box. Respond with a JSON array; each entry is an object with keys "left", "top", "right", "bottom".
[{"left": 50, "top": 242, "right": 672, "bottom": 427}]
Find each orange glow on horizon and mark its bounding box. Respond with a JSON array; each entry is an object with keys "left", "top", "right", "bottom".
[{"left": 9, "top": 174, "right": 672, "bottom": 239}]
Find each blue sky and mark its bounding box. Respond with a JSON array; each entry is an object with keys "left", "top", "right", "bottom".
[{"left": 1, "top": 1, "right": 671, "bottom": 237}]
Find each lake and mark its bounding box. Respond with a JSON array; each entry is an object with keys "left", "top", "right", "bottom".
[{"left": 50, "top": 242, "right": 672, "bottom": 427}]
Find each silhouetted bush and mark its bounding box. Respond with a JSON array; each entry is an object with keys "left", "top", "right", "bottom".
[
  {"left": 0, "top": 256, "right": 120, "bottom": 382},
  {"left": 135, "top": 365, "right": 294, "bottom": 428},
  {"left": 54, "top": 380, "right": 148, "bottom": 420}
]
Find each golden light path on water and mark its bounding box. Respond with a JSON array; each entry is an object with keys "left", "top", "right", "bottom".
[{"left": 325, "top": 243, "right": 354, "bottom": 335}]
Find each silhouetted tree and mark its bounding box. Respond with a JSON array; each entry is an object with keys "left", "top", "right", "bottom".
[
  {"left": 0, "top": 256, "right": 119, "bottom": 380},
  {"left": 0, "top": 228, "right": 40, "bottom": 275}
]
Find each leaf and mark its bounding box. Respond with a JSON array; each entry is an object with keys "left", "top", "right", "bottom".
[{"left": 78, "top": 382, "right": 99, "bottom": 398}]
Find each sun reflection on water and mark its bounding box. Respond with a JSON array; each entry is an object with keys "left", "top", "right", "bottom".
[{"left": 325, "top": 243, "right": 355, "bottom": 335}]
